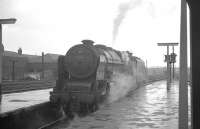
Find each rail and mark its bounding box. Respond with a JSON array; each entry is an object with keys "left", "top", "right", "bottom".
[
  {"left": 38, "top": 116, "right": 66, "bottom": 129},
  {"left": 2, "top": 80, "right": 56, "bottom": 94}
]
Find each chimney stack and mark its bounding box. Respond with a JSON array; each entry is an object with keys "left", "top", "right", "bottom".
[{"left": 18, "top": 48, "right": 22, "bottom": 55}]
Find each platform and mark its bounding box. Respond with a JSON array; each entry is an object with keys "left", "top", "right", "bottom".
[
  {"left": 0, "top": 88, "right": 52, "bottom": 115},
  {"left": 66, "top": 80, "right": 191, "bottom": 129}
]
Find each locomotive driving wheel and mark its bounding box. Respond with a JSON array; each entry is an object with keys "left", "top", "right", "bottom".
[
  {"left": 79, "top": 103, "right": 89, "bottom": 116},
  {"left": 89, "top": 102, "right": 99, "bottom": 112},
  {"left": 106, "top": 82, "right": 110, "bottom": 96},
  {"left": 62, "top": 103, "right": 74, "bottom": 119}
]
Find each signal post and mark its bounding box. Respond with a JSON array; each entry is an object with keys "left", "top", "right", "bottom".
[{"left": 157, "top": 43, "right": 178, "bottom": 89}]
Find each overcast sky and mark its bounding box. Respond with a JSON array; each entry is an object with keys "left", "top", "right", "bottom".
[{"left": 0, "top": 0, "right": 182, "bottom": 67}]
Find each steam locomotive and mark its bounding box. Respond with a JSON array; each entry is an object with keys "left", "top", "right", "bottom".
[{"left": 50, "top": 40, "right": 147, "bottom": 116}]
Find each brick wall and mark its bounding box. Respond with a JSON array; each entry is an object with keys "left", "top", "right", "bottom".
[{"left": 2, "top": 56, "right": 28, "bottom": 80}]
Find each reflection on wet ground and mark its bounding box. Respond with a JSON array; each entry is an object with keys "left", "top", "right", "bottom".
[
  {"left": 58, "top": 80, "right": 190, "bottom": 129},
  {"left": 0, "top": 89, "right": 52, "bottom": 114}
]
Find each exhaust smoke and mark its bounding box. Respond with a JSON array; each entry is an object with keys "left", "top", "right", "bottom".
[{"left": 112, "top": 0, "right": 143, "bottom": 42}]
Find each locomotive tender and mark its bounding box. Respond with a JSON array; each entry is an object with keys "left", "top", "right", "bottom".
[{"left": 50, "top": 40, "right": 147, "bottom": 115}]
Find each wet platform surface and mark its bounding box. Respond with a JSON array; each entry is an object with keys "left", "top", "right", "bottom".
[
  {"left": 0, "top": 89, "right": 52, "bottom": 114},
  {"left": 56, "top": 80, "right": 190, "bottom": 129}
]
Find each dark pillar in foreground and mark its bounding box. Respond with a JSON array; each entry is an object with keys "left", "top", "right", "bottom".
[
  {"left": 179, "top": 0, "right": 188, "bottom": 128},
  {"left": 0, "top": 24, "right": 2, "bottom": 101},
  {"left": 187, "top": 0, "right": 200, "bottom": 128}
]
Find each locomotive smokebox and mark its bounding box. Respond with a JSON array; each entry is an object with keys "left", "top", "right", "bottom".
[{"left": 65, "top": 40, "right": 99, "bottom": 79}]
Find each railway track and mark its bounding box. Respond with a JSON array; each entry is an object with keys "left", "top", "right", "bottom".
[
  {"left": 2, "top": 80, "right": 55, "bottom": 93},
  {"left": 38, "top": 116, "right": 66, "bottom": 129},
  {"left": 36, "top": 79, "right": 166, "bottom": 129}
]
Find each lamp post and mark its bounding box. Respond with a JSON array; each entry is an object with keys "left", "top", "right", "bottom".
[{"left": 0, "top": 18, "right": 17, "bottom": 101}]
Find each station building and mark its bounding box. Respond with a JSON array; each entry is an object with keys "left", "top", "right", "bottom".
[{"left": 2, "top": 48, "right": 60, "bottom": 81}]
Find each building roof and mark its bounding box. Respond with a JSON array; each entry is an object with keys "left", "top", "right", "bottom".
[
  {"left": 3, "top": 51, "right": 22, "bottom": 57},
  {"left": 3, "top": 50, "right": 61, "bottom": 63},
  {"left": 45, "top": 53, "right": 61, "bottom": 62},
  {"left": 27, "top": 53, "right": 61, "bottom": 63}
]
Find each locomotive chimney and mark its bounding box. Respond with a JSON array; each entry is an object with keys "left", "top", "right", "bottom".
[
  {"left": 127, "top": 51, "right": 132, "bottom": 57},
  {"left": 82, "top": 39, "right": 94, "bottom": 46}
]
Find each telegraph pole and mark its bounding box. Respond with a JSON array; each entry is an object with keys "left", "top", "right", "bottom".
[
  {"left": 11, "top": 60, "right": 17, "bottom": 81},
  {"left": 146, "top": 59, "right": 148, "bottom": 74},
  {"left": 42, "top": 52, "right": 44, "bottom": 79},
  {"left": 157, "top": 43, "right": 178, "bottom": 89},
  {"left": 172, "top": 46, "right": 175, "bottom": 79}
]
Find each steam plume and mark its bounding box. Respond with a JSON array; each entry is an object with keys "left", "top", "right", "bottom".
[
  {"left": 108, "top": 73, "right": 137, "bottom": 103},
  {"left": 112, "top": 0, "right": 142, "bottom": 42}
]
